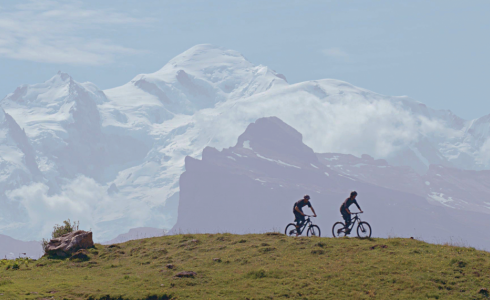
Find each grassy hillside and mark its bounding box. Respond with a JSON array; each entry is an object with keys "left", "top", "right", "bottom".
[{"left": 0, "top": 233, "right": 489, "bottom": 299}]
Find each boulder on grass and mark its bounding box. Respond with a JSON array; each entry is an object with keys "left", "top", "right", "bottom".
[{"left": 45, "top": 230, "right": 94, "bottom": 257}]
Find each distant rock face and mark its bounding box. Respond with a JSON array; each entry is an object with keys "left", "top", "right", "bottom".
[
  {"left": 101, "top": 227, "right": 165, "bottom": 245},
  {"left": 173, "top": 116, "right": 490, "bottom": 250},
  {"left": 0, "top": 234, "right": 42, "bottom": 259},
  {"left": 45, "top": 230, "right": 94, "bottom": 257},
  {"left": 316, "top": 153, "right": 490, "bottom": 215}
]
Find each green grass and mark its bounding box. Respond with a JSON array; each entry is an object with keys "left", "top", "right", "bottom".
[{"left": 0, "top": 233, "right": 489, "bottom": 299}]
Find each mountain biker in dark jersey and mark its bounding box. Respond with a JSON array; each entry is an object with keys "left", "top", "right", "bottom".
[
  {"left": 340, "top": 191, "right": 363, "bottom": 234},
  {"left": 293, "top": 195, "right": 317, "bottom": 236}
]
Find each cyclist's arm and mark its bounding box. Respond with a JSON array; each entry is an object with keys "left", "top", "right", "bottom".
[
  {"left": 346, "top": 207, "right": 351, "bottom": 214},
  {"left": 310, "top": 206, "right": 317, "bottom": 217},
  {"left": 295, "top": 206, "right": 305, "bottom": 216},
  {"left": 355, "top": 202, "right": 362, "bottom": 213}
]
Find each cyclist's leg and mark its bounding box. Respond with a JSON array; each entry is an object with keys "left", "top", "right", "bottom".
[
  {"left": 341, "top": 210, "right": 351, "bottom": 231},
  {"left": 294, "top": 212, "right": 305, "bottom": 234}
]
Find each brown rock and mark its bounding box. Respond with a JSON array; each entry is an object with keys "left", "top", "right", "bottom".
[
  {"left": 45, "top": 230, "right": 94, "bottom": 257},
  {"left": 166, "top": 264, "right": 175, "bottom": 269},
  {"left": 213, "top": 258, "right": 222, "bottom": 262},
  {"left": 175, "top": 271, "right": 197, "bottom": 278}
]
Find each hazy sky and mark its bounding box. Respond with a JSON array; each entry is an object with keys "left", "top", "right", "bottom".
[{"left": 1, "top": 0, "right": 489, "bottom": 120}]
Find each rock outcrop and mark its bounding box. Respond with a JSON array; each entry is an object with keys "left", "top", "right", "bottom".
[
  {"left": 45, "top": 230, "right": 94, "bottom": 257},
  {"left": 172, "top": 116, "right": 490, "bottom": 250}
]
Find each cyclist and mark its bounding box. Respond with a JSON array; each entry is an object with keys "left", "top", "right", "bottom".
[
  {"left": 340, "top": 191, "right": 363, "bottom": 234},
  {"left": 293, "top": 195, "right": 317, "bottom": 236}
]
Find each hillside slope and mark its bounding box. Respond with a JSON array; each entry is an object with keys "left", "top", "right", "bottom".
[{"left": 1, "top": 234, "right": 490, "bottom": 299}]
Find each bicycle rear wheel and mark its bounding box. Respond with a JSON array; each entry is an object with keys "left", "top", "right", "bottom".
[
  {"left": 285, "top": 223, "right": 298, "bottom": 237},
  {"left": 332, "top": 222, "right": 346, "bottom": 238},
  {"left": 307, "top": 225, "right": 321, "bottom": 237},
  {"left": 357, "top": 221, "right": 372, "bottom": 238}
]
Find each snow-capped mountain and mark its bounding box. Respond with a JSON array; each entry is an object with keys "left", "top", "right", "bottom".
[
  {"left": 0, "top": 108, "right": 40, "bottom": 190},
  {"left": 102, "top": 44, "right": 288, "bottom": 124},
  {"left": 0, "top": 108, "right": 42, "bottom": 229},
  {"left": 0, "top": 44, "right": 489, "bottom": 242},
  {"left": 1, "top": 71, "right": 148, "bottom": 184}
]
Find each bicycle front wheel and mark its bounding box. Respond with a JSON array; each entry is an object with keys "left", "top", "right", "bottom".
[
  {"left": 357, "top": 221, "right": 372, "bottom": 238},
  {"left": 307, "top": 225, "right": 321, "bottom": 237},
  {"left": 285, "top": 223, "right": 298, "bottom": 237},
  {"left": 332, "top": 222, "right": 346, "bottom": 238}
]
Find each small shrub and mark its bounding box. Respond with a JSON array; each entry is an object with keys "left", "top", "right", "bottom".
[{"left": 52, "top": 219, "right": 79, "bottom": 238}]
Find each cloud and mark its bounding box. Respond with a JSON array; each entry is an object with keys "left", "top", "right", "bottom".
[
  {"left": 321, "top": 47, "right": 349, "bottom": 60},
  {"left": 196, "top": 81, "right": 459, "bottom": 161},
  {"left": 478, "top": 138, "right": 490, "bottom": 165},
  {"left": 0, "top": 0, "right": 149, "bottom": 65},
  {"left": 4, "top": 175, "right": 154, "bottom": 241}
]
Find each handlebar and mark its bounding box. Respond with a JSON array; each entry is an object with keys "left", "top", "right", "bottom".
[{"left": 351, "top": 212, "right": 363, "bottom": 214}]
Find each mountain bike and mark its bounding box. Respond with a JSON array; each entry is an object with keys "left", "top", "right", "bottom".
[
  {"left": 332, "top": 212, "right": 371, "bottom": 238},
  {"left": 285, "top": 216, "right": 321, "bottom": 237}
]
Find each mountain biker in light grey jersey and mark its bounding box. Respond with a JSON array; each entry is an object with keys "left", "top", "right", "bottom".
[
  {"left": 293, "top": 195, "right": 317, "bottom": 236},
  {"left": 340, "top": 191, "right": 363, "bottom": 234}
]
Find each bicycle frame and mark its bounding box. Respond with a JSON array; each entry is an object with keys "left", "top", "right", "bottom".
[
  {"left": 296, "top": 217, "right": 313, "bottom": 235},
  {"left": 345, "top": 213, "right": 362, "bottom": 231}
]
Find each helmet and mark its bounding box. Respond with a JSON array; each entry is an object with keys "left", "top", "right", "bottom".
[
  {"left": 350, "top": 191, "right": 358, "bottom": 197},
  {"left": 304, "top": 195, "right": 310, "bottom": 200}
]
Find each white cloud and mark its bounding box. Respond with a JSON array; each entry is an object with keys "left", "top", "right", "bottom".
[
  {"left": 478, "top": 138, "right": 490, "bottom": 165},
  {"left": 0, "top": 0, "right": 149, "bottom": 65},
  {"left": 196, "top": 81, "right": 458, "bottom": 161},
  {"left": 321, "top": 47, "right": 349, "bottom": 59},
  {"left": 5, "top": 175, "right": 153, "bottom": 241}
]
